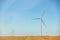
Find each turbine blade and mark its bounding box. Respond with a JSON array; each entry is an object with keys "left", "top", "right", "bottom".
[
  {"left": 32, "top": 18, "right": 40, "bottom": 20},
  {"left": 41, "top": 8, "right": 45, "bottom": 18},
  {"left": 41, "top": 18, "right": 47, "bottom": 27}
]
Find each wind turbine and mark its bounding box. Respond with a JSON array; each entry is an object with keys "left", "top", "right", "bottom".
[
  {"left": 0, "top": 31, "right": 2, "bottom": 36},
  {"left": 32, "top": 8, "right": 47, "bottom": 36},
  {"left": 9, "top": 29, "right": 15, "bottom": 40},
  {"left": 11, "top": 29, "right": 15, "bottom": 36}
]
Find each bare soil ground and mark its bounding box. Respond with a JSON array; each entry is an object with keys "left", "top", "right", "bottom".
[{"left": 0, "top": 36, "right": 60, "bottom": 40}]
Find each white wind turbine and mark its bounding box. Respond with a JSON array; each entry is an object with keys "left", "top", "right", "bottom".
[
  {"left": 32, "top": 8, "right": 47, "bottom": 36},
  {"left": 9, "top": 29, "right": 15, "bottom": 40},
  {"left": 9, "top": 29, "right": 15, "bottom": 36}
]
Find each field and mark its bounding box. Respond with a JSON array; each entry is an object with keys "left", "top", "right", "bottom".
[{"left": 0, "top": 36, "right": 60, "bottom": 40}]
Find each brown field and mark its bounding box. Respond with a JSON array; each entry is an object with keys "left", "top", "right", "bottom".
[{"left": 0, "top": 36, "right": 60, "bottom": 40}]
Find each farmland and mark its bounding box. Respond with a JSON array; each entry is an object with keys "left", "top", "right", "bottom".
[{"left": 0, "top": 36, "right": 60, "bottom": 40}]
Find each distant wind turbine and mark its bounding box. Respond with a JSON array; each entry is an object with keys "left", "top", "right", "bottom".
[
  {"left": 9, "top": 29, "right": 15, "bottom": 40},
  {"left": 9, "top": 29, "right": 15, "bottom": 36},
  {"left": 0, "top": 31, "right": 2, "bottom": 36},
  {"left": 11, "top": 29, "right": 15, "bottom": 36},
  {"left": 32, "top": 8, "right": 49, "bottom": 40},
  {"left": 32, "top": 8, "right": 47, "bottom": 36}
]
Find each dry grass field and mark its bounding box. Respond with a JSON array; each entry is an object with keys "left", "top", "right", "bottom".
[{"left": 0, "top": 36, "right": 60, "bottom": 40}]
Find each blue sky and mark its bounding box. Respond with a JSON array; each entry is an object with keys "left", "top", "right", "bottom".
[{"left": 0, "top": 0, "right": 60, "bottom": 36}]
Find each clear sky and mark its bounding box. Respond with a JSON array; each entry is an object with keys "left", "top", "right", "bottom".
[{"left": 0, "top": 0, "right": 60, "bottom": 36}]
